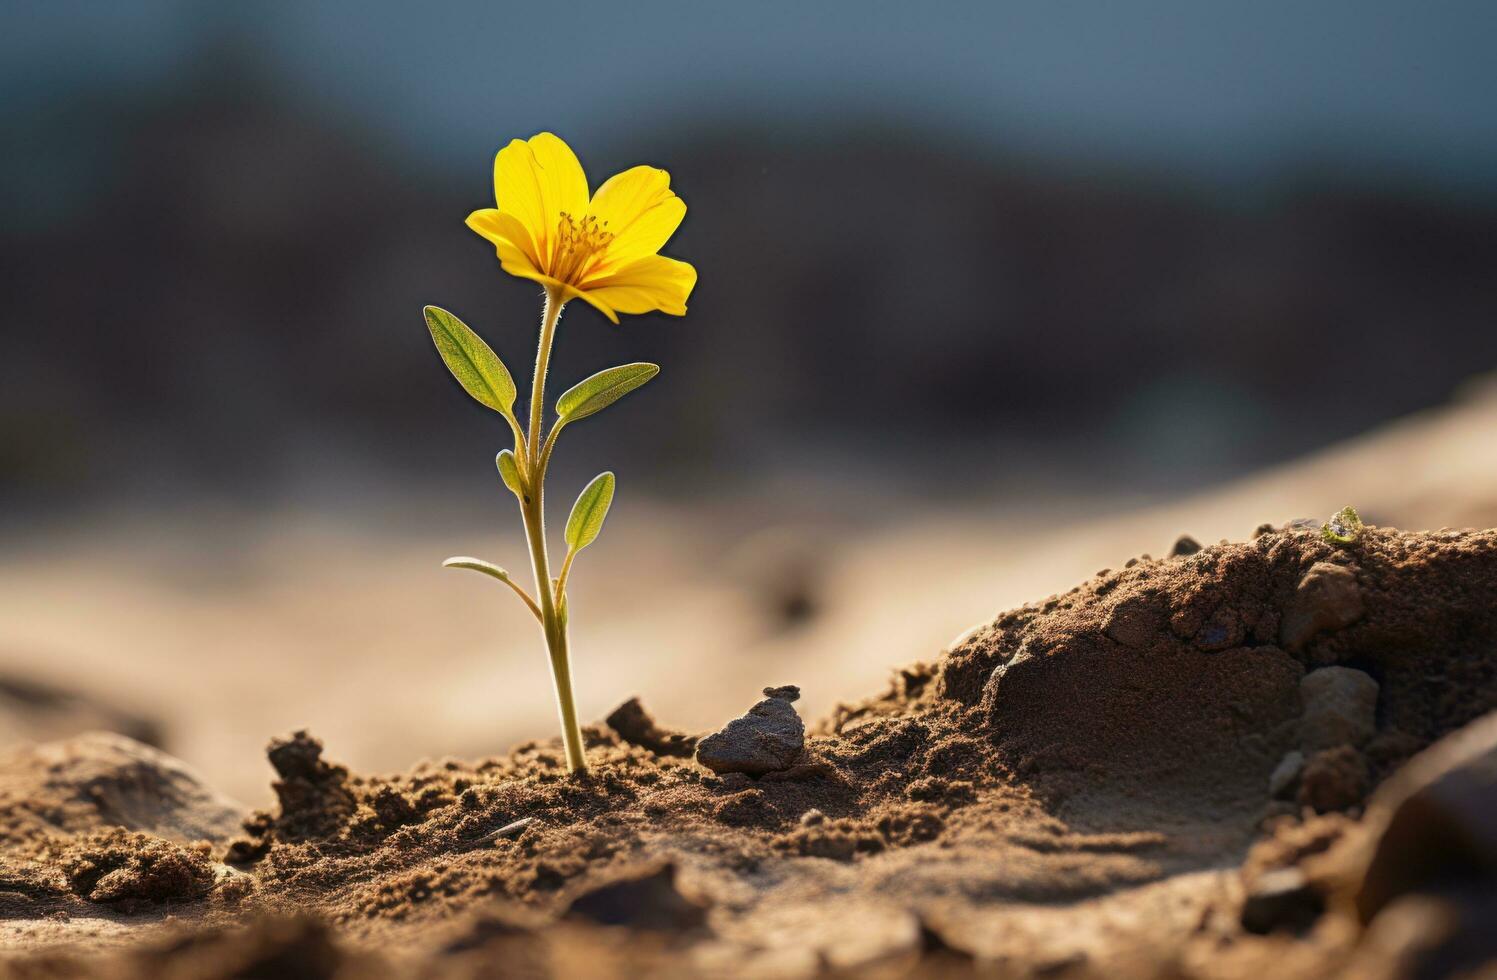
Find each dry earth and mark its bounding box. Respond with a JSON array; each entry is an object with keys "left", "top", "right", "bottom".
[{"left": 0, "top": 522, "right": 1494, "bottom": 976}]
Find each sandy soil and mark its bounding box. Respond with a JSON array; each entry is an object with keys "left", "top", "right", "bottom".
[{"left": 0, "top": 521, "right": 1493, "bottom": 976}]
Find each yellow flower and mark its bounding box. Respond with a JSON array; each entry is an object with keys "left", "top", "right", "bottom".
[{"left": 465, "top": 133, "right": 696, "bottom": 324}]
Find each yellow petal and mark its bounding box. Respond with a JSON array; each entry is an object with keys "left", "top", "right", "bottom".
[
  {"left": 586, "top": 166, "right": 686, "bottom": 271},
  {"left": 580, "top": 255, "right": 696, "bottom": 318},
  {"left": 465, "top": 208, "right": 542, "bottom": 271},
  {"left": 492, "top": 133, "right": 589, "bottom": 271}
]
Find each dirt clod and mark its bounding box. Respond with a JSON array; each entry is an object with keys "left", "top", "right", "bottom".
[
  {"left": 1300, "top": 666, "right": 1380, "bottom": 751},
  {"left": 1299, "top": 746, "right": 1371, "bottom": 812},
  {"left": 58, "top": 829, "right": 216, "bottom": 905},
  {"left": 695, "top": 689, "right": 806, "bottom": 776},
  {"left": 604, "top": 698, "right": 697, "bottom": 758}
]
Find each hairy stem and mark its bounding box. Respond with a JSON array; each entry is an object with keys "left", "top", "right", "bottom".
[
  {"left": 527, "top": 289, "right": 561, "bottom": 465},
  {"left": 519, "top": 285, "right": 587, "bottom": 773}
]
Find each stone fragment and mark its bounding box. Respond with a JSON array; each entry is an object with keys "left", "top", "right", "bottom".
[
  {"left": 695, "top": 687, "right": 805, "bottom": 776},
  {"left": 1268, "top": 750, "right": 1304, "bottom": 800},
  {"left": 1299, "top": 666, "right": 1379, "bottom": 751},
  {"left": 1279, "top": 562, "right": 1364, "bottom": 651}
]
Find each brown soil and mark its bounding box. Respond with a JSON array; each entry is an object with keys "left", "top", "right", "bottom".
[{"left": 1, "top": 524, "right": 1494, "bottom": 977}]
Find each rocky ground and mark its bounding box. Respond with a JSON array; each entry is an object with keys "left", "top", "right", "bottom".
[{"left": 0, "top": 522, "right": 1493, "bottom": 977}]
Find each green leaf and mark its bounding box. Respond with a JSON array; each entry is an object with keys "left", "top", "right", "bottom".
[
  {"left": 555, "top": 363, "right": 659, "bottom": 424},
  {"left": 424, "top": 306, "right": 518, "bottom": 422},
  {"left": 442, "top": 556, "right": 512, "bottom": 582},
  {"left": 496, "top": 449, "right": 524, "bottom": 496},
  {"left": 564, "top": 472, "right": 616, "bottom": 553}
]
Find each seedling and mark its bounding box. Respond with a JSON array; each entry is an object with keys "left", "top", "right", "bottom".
[{"left": 425, "top": 133, "right": 696, "bottom": 773}]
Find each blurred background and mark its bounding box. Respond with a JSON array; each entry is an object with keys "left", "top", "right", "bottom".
[{"left": 4, "top": 1, "right": 1497, "bottom": 801}]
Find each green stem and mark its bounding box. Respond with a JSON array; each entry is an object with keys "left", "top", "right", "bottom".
[
  {"left": 519, "top": 286, "right": 587, "bottom": 773},
  {"left": 527, "top": 289, "right": 561, "bottom": 465}
]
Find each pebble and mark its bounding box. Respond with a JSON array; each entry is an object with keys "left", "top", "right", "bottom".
[
  {"left": 1171, "top": 535, "right": 1202, "bottom": 557},
  {"left": 1300, "top": 667, "right": 1379, "bottom": 751},
  {"left": 695, "top": 686, "right": 806, "bottom": 776},
  {"left": 1280, "top": 562, "right": 1364, "bottom": 651}
]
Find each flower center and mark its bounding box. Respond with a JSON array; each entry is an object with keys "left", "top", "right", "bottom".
[{"left": 551, "top": 212, "right": 614, "bottom": 285}]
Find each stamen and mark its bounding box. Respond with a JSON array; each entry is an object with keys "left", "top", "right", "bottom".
[{"left": 551, "top": 212, "right": 615, "bottom": 285}]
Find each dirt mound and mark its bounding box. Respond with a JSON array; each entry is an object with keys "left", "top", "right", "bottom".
[
  {"left": 0, "top": 731, "right": 244, "bottom": 848},
  {"left": 56, "top": 829, "right": 216, "bottom": 905},
  {"left": 2, "top": 524, "right": 1495, "bottom": 977},
  {"left": 937, "top": 525, "right": 1497, "bottom": 833}
]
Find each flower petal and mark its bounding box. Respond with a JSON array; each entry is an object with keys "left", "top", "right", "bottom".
[
  {"left": 586, "top": 166, "right": 687, "bottom": 271},
  {"left": 580, "top": 255, "right": 696, "bottom": 318},
  {"left": 493, "top": 133, "right": 589, "bottom": 271},
  {"left": 465, "top": 208, "right": 542, "bottom": 271}
]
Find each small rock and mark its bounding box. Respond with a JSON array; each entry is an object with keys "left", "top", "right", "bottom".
[
  {"left": 604, "top": 697, "right": 697, "bottom": 757},
  {"left": 1268, "top": 751, "right": 1304, "bottom": 800},
  {"left": 1171, "top": 535, "right": 1202, "bottom": 557},
  {"left": 1299, "top": 667, "right": 1379, "bottom": 751},
  {"left": 1298, "top": 745, "right": 1370, "bottom": 812},
  {"left": 1241, "top": 867, "right": 1325, "bottom": 934},
  {"left": 696, "top": 689, "right": 806, "bottom": 776},
  {"left": 799, "top": 808, "right": 825, "bottom": 827},
  {"left": 1280, "top": 562, "right": 1364, "bottom": 652}
]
